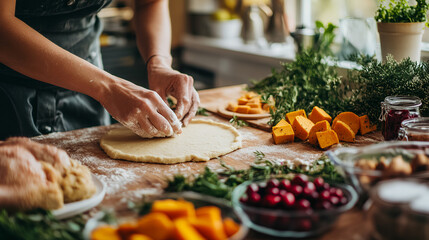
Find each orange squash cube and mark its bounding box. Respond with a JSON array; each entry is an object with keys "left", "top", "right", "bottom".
[
  {"left": 308, "top": 106, "right": 332, "bottom": 124},
  {"left": 223, "top": 218, "right": 240, "bottom": 237},
  {"left": 332, "top": 112, "right": 360, "bottom": 134},
  {"left": 192, "top": 207, "right": 227, "bottom": 240},
  {"left": 272, "top": 124, "right": 294, "bottom": 144},
  {"left": 248, "top": 108, "right": 262, "bottom": 114},
  {"left": 308, "top": 120, "right": 331, "bottom": 146},
  {"left": 316, "top": 130, "right": 339, "bottom": 149},
  {"left": 151, "top": 199, "right": 196, "bottom": 220},
  {"left": 137, "top": 212, "right": 174, "bottom": 240},
  {"left": 333, "top": 120, "right": 356, "bottom": 142},
  {"left": 247, "top": 97, "right": 261, "bottom": 104},
  {"left": 173, "top": 218, "right": 206, "bottom": 240},
  {"left": 226, "top": 102, "right": 238, "bottom": 112},
  {"left": 117, "top": 222, "right": 138, "bottom": 240},
  {"left": 359, "top": 115, "right": 377, "bottom": 135},
  {"left": 129, "top": 234, "right": 154, "bottom": 240},
  {"left": 273, "top": 119, "right": 288, "bottom": 129},
  {"left": 235, "top": 105, "right": 250, "bottom": 114},
  {"left": 286, "top": 110, "right": 307, "bottom": 125},
  {"left": 246, "top": 102, "right": 262, "bottom": 109},
  {"left": 244, "top": 92, "right": 258, "bottom": 99},
  {"left": 237, "top": 98, "right": 249, "bottom": 105},
  {"left": 91, "top": 226, "right": 121, "bottom": 240},
  {"left": 292, "top": 115, "right": 315, "bottom": 141}
]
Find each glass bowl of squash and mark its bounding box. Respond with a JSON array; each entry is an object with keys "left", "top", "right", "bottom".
[{"left": 84, "top": 192, "right": 248, "bottom": 240}]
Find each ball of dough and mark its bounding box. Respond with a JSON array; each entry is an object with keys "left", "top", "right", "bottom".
[{"left": 60, "top": 159, "right": 96, "bottom": 203}]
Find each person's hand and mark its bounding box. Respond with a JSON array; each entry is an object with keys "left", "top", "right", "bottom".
[
  {"left": 100, "top": 77, "right": 182, "bottom": 138},
  {"left": 147, "top": 57, "right": 200, "bottom": 126}
]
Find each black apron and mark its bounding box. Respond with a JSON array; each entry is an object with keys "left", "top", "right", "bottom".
[{"left": 0, "top": 0, "right": 112, "bottom": 139}]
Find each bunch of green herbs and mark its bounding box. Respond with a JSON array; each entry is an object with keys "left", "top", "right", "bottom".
[
  {"left": 0, "top": 209, "right": 86, "bottom": 240},
  {"left": 375, "top": 0, "right": 429, "bottom": 24},
  {"left": 165, "top": 152, "right": 344, "bottom": 200},
  {"left": 348, "top": 56, "right": 429, "bottom": 122},
  {"left": 229, "top": 115, "right": 248, "bottom": 128}
]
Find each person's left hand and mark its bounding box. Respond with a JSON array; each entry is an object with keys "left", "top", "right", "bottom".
[{"left": 147, "top": 58, "right": 200, "bottom": 127}]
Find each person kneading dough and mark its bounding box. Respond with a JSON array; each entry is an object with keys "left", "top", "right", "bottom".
[{"left": 0, "top": 138, "right": 96, "bottom": 210}]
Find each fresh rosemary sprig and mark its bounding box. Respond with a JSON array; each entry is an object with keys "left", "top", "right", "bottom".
[
  {"left": 229, "top": 115, "right": 248, "bottom": 128},
  {"left": 165, "top": 152, "right": 344, "bottom": 200},
  {"left": 196, "top": 107, "right": 209, "bottom": 116},
  {"left": 0, "top": 209, "right": 86, "bottom": 240}
]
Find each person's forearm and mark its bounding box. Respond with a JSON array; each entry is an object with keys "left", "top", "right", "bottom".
[
  {"left": 134, "top": 0, "right": 172, "bottom": 67},
  {"left": 0, "top": 14, "right": 116, "bottom": 103}
]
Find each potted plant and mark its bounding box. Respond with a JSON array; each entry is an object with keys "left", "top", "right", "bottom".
[{"left": 375, "top": 0, "right": 429, "bottom": 62}]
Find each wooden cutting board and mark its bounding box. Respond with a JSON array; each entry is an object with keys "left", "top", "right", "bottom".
[{"left": 199, "top": 84, "right": 272, "bottom": 132}]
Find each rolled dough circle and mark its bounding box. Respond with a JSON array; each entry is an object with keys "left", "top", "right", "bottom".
[{"left": 100, "top": 119, "right": 242, "bottom": 164}]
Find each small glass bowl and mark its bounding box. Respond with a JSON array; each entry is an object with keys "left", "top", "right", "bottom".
[
  {"left": 231, "top": 180, "right": 358, "bottom": 238},
  {"left": 84, "top": 192, "right": 248, "bottom": 240},
  {"left": 326, "top": 141, "right": 429, "bottom": 202}
]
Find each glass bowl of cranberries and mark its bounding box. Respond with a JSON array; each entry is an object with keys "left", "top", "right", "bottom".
[{"left": 231, "top": 174, "right": 358, "bottom": 238}]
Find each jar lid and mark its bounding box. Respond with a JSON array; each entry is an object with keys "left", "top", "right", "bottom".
[{"left": 384, "top": 96, "right": 422, "bottom": 108}]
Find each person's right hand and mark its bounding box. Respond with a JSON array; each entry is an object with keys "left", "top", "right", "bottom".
[{"left": 100, "top": 78, "right": 182, "bottom": 138}]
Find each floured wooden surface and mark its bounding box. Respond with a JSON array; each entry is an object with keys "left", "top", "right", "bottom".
[{"left": 32, "top": 85, "right": 382, "bottom": 240}]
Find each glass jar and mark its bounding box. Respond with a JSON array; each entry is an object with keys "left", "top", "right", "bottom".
[
  {"left": 380, "top": 96, "right": 421, "bottom": 140},
  {"left": 398, "top": 117, "right": 429, "bottom": 142}
]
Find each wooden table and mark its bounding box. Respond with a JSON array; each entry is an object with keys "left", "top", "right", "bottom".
[{"left": 33, "top": 85, "right": 382, "bottom": 240}]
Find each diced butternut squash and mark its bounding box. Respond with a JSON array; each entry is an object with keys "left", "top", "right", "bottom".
[
  {"left": 246, "top": 102, "right": 262, "bottom": 109},
  {"left": 117, "top": 222, "right": 138, "bottom": 240},
  {"left": 237, "top": 98, "right": 248, "bottom": 105},
  {"left": 262, "top": 103, "right": 275, "bottom": 112},
  {"left": 359, "top": 115, "right": 377, "bottom": 135},
  {"left": 129, "top": 234, "right": 154, "bottom": 240},
  {"left": 226, "top": 102, "right": 238, "bottom": 112},
  {"left": 173, "top": 218, "right": 206, "bottom": 240},
  {"left": 235, "top": 105, "right": 250, "bottom": 114},
  {"left": 248, "top": 108, "right": 262, "bottom": 114},
  {"left": 292, "top": 116, "right": 315, "bottom": 141},
  {"left": 223, "top": 218, "right": 240, "bottom": 237},
  {"left": 332, "top": 112, "right": 360, "bottom": 134},
  {"left": 151, "top": 199, "right": 196, "bottom": 220},
  {"left": 308, "top": 120, "right": 331, "bottom": 146},
  {"left": 137, "top": 212, "right": 174, "bottom": 240},
  {"left": 192, "top": 207, "right": 227, "bottom": 240},
  {"left": 273, "top": 119, "right": 289, "bottom": 129},
  {"left": 286, "top": 109, "right": 307, "bottom": 125},
  {"left": 333, "top": 120, "right": 356, "bottom": 143},
  {"left": 316, "top": 130, "right": 339, "bottom": 149},
  {"left": 91, "top": 226, "right": 121, "bottom": 240},
  {"left": 245, "top": 92, "right": 258, "bottom": 99},
  {"left": 272, "top": 124, "right": 294, "bottom": 144},
  {"left": 247, "top": 97, "right": 261, "bottom": 104},
  {"left": 308, "top": 106, "right": 332, "bottom": 124}
]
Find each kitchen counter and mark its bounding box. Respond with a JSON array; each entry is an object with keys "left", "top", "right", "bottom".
[{"left": 32, "top": 85, "right": 381, "bottom": 239}]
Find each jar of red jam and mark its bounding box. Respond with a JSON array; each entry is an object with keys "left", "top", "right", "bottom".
[
  {"left": 380, "top": 96, "right": 421, "bottom": 140},
  {"left": 398, "top": 117, "right": 429, "bottom": 142}
]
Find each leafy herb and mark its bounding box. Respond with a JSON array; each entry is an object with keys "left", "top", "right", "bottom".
[
  {"left": 165, "top": 152, "right": 344, "bottom": 200},
  {"left": 229, "top": 115, "right": 248, "bottom": 128},
  {"left": 0, "top": 209, "right": 86, "bottom": 240},
  {"left": 249, "top": 50, "right": 351, "bottom": 125},
  {"left": 196, "top": 107, "right": 209, "bottom": 116},
  {"left": 313, "top": 21, "right": 338, "bottom": 56},
  {"left": 348, "top": 56, "right": 429, "bottom": 123},
  {"left": 375, "top": 0, "right": 429, "bottom": 24}
]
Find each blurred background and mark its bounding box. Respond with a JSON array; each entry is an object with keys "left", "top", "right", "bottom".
[{"left": 98, "top": 0, "right": 429, "bottom": 90}]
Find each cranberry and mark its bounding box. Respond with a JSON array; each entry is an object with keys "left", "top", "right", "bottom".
[
  {"left": 339, "top": 196, "right": 348, "bottom": 205},
  {"left": 296, "top": 219, "right": 312, "bottom": 231},
  {"left": 305, "top": 182, "right": 316, "bottom": 191},
  {"left": 240, "top": 196, "right": 248, "bottom": 204},
  {"left": 292, "top": 174, "right": 309, "bottom": 186},
  {"left": 315, "top": 200, "right": 332, "bottom": 210},
  {"left": 279, "top": 189, "right": 288, "bottom": 197},
  {"left": 263, "top": 195, "right": 281, "bottom": 208},
  {"left": 313, "top": 177, "right": 325, "bottom": 189},
  {"left": 295, "top": 199, "right": 311, "bottom": 210},
  {"left": 279, "top": 179, "right": 292, "bottom": 191},
  {"left": 248, "top": 192, "right": 261, "bottom": 205},
  {"left": 305, "top": 191, "right": 319, "bottom": 203},
  {"left": 246, "top": 183, "right": 259, "bottom": 195},
  {"left": 319, "top": 190, "right": 330, "bottom": 200},
  {"left": 267, "top": 179, "right": 280, "bottom": 188},
  {"left": 330, "top": 196, "right": 340, "bottom": 205},
  {"left": 317, "top": 183, "right": 330, "bottom": 192},
  {"left": 281, "top": 192, "right": 295, "bottom": 207},
  {"left": 330, "top": 188, "right": 344, "bottom": 198},
  {"left": 290, "top": 185, "right": 303, "bottom": 196},
  {"left": 266, "top": 187, "right": 280, "bottom": 196}
]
